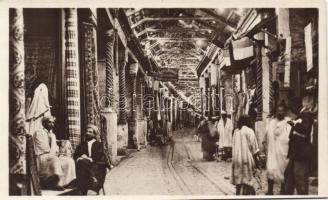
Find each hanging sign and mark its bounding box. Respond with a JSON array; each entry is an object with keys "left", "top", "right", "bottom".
[
  {"left": 304, "top": 23, "right": 313, "bottom": 72},
  {"left": 149, "top": 68, "right": 179, "bottom": 82},
  {"left": 210, "top": 63, "right": 218, "bottom": 86},
  {"left": 284, "top": 36, "right": 291, "bottom": 87}
]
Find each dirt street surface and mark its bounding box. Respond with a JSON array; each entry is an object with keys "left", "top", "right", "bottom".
[{"left": 104, "top": 128, "right": 318, "bottom": 195}]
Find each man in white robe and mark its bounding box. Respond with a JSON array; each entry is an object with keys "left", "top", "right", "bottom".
[
  {"left": 34, "top": 116, "right": 76, "bottom": 190},
  {"left": 217, "top": 111, "right": 233, "bottom": 161},
  {"left": 231, "top": 115, "right": 260, "bottom": 195},
  {"left": 263, "top": 104, "right": 291, "bottom": 195}
]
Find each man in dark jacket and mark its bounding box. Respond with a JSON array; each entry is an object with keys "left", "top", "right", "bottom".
[
  {"left": 284, "top": 107, "right": 314, "bottom": 195},
  {"left": 74, "top": 124, "right": 109, "bottom": 195},
  {"left": 198, "top": 119, "right": 219, "bottom": 161}
]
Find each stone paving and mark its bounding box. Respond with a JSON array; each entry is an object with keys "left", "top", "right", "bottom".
[{"left": 102, "top": 127, "right": 318, "bottom": 196}]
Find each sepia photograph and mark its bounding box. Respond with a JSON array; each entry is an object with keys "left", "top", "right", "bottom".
[{"left": 6, "top": 2, "right": 326, "bottom": 198}]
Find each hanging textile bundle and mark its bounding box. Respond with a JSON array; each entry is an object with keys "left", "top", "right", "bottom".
[
  {"left": 231, "top": 37, "right": 254, "bottom": 60},
  {"left": 223, "top": 48, "right": 231, "bottom": 67},
  {"left": 26, "top": 83, "right": 52, "bottom": 136}
]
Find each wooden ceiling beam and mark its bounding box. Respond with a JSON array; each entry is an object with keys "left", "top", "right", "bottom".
[
  {"left": 159, "top": 49, "right": 199, "bottom": 53},
  {"left": 199, "top": 9, "right": 237, "bottom": 30},
  {"left": 144, "top": 37, "right": 208, "bottom": 41},
  {"left": 126, "top": 8, "right": 144, "bottom": 16},
  {"left": 131, "top": 17, "right": 221, "bottom": 29},
  {"left": 136, "top": 27, "right": 213, "bottom": 37}
]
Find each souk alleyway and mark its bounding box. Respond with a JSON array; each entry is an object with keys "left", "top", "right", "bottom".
[
  {"left": 105, "top": 127, "right": 233, "bottom": 195},
  {"left": 105, "top": 127, "right": 320, "bottom": 196}
]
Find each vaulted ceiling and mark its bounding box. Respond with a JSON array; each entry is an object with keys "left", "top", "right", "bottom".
[{"left": 124, "top": 8, "right": 248, "bottom": 104}]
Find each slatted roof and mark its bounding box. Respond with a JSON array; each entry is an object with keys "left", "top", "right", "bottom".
[{"left": 124, "top": 8, "right": 248, "bottom": 105}]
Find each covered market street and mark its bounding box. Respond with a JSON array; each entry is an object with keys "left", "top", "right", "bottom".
[{"left": 8, "top": 7, "right": 319, "bottom": 196}]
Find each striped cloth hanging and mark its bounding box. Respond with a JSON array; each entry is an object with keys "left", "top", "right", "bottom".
[{"left": 64, "top": 8, "right": 81, "bottom": 150}]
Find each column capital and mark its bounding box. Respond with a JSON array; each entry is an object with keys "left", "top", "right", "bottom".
[{"left": 104, "top": 29, "right": 116, "bottom": 40}]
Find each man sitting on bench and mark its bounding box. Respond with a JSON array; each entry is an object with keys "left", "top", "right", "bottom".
[
  {"left": 74, "top": 124, "right": 108, "bottom": 195},
  {"left": 34, "top": 116, "right": 76, "bottom": 190}
]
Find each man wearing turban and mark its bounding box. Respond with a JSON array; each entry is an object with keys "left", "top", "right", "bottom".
[
  {"left": 74, "top": 124, "right": 109, "bottom": 195},
  {"left": 34, "top": 116, "right": 76, "bottom": 190}
]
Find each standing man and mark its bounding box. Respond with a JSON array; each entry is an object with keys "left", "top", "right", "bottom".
[
  {"left": 263, "top": 104, "right": 291, "bottom": 195},
  {"left": 198, "top": 119, "right": 219, "bottom": 161},
  {"left": 284, "top": 96, "right": 315, "bottom": 195},
  {"left": 217, "top": 111, "right": 233, "bottom": 161},
  {"left": 147, "top": 117, "right": 154, "bottom": 143},
  {"left": 231, "top": 115, "right": 260, "bottom": 195}
]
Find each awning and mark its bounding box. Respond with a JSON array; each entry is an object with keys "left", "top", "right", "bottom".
[
  {"left": 237, "top": 14, "right": 277, "bottom": 39},
  {"left": 221, "top": 42, "right": 254, "bottom": 74}
]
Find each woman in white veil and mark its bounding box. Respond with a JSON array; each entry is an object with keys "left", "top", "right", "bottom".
[{"left": 26, "top": 83, "right": 52, "bottom": 136}]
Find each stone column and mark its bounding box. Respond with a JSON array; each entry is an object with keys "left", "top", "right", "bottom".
[
  {"left": 209, "top": 64, "right": 217, "bottom": 118},
  {"left": 255, "top": 43, "right": 263, "bottom": 121},
  {"left": 205, "top": 79, "right": 210, "bottom": 117},
  {"left": 9, "top": 8, "right": 27, "bottom": 195},
  {"left": 101, "top": 29, "right": 117, "bottom": 158},
  {"left": 118, "top": 46, "right": 127, "bottom": 124},
  {"left": 200, "top": 87, "right": 204, "bottom": 117},
  {"left": 171, "top": 96, "right": 176, "bottom": 130},
  {"left": 254, "top": 36, "right": 271, "bottom": 150},
  {"left": 81, "top": 10, "right": 99, "bottom": 128},
  {"left": 116, "top": 41, "right": 129, "bottom": 153},
  {"left": 64, "top": 8, "right": 81, "bottom": 150},
  {"left": 168, "top": 96, "right": 173, "bottom": 136},
  {"left": 104, "top": 29, "right": 115, "bottom": 109},
  {"left": 128, "top": 63, "right": 139, "bottom": 149}
]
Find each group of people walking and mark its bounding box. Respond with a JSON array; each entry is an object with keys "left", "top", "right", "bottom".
[
  {"left": 196, "top": 98, "right": 316, "bottom": 195},
  {"left": 196, "top": 111, "right": 233, "bottom": 162}
]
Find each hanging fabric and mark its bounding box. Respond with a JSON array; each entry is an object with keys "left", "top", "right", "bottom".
[
  {"left": 283, "top": 36, "right": 291, "bottom": 87},
  {"left": 156, "top": 93, "right": 161, "bottom": 121},
  {"left": 231, "top": 37, "right": 254, "bottom": 60},
  {"left": 223, "top": 48, "right": 231, "bottom": 67},
  {"left": 26, "top": 83, "right": 52, "bottom": 136},
  {"left": 304, "top": 23, "right": 314, "bottom": 72}
]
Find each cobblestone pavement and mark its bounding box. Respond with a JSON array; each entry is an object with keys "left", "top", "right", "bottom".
[{"left": 103, "top": 127, "right": 318, "bottom": 195}]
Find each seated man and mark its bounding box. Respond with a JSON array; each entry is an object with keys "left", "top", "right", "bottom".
[
  {"left": 74, "top": 124, "right": 109, "bottom": 195},
  {"left": 33, "top": 116, "right": 76, "bottom": 190}
]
